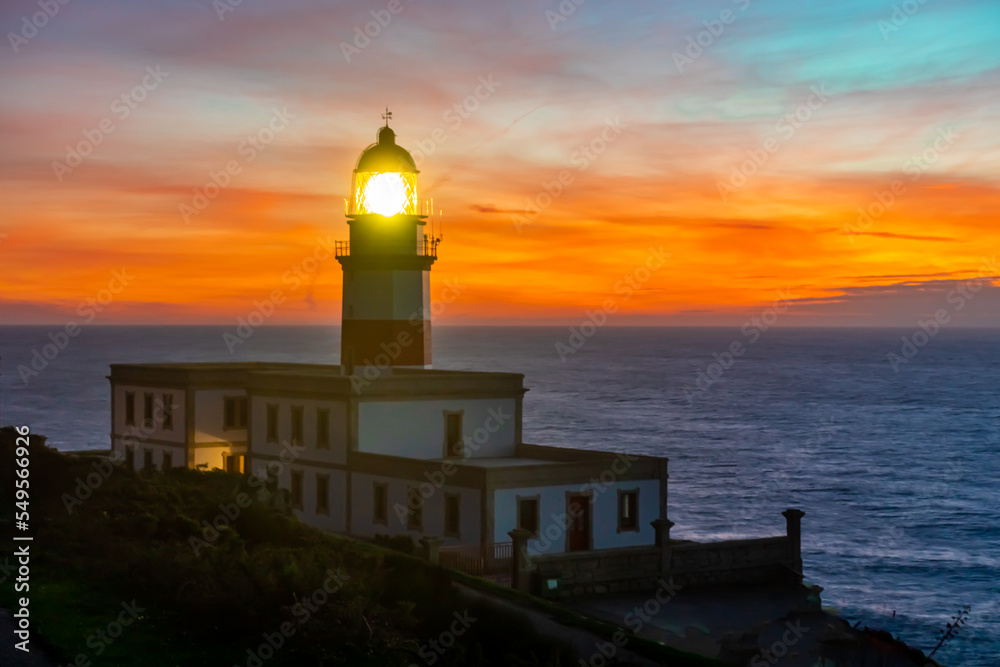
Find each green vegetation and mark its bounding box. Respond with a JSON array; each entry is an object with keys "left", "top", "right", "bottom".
[{"left": 0, "top": 428, "right": 715, "bottom": 666}]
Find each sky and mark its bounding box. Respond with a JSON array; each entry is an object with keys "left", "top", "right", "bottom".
[{"left": 1, "top": 0, "right": 999, "bottom": 326}]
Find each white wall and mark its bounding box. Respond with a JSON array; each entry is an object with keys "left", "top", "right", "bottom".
[
  {"left": 193, "top": 389, "right": 246, "bottom": 444},
  {"left": 249, "top": 397, "right": 348, "bottom": 467},
  {"left": 350, "top": 472, "right": 481, "bottom": 545},
  {"left": 357, "top": 398, "right": 517, "bottom": 459},
  {"left": 272, "top": 465, "right": 348, "bottom": 533},
  {"left": 112, "top": 383, "right": 186, "bottom": 444},
  {"left": 345, "top": 270, "right": 426, "bottom": 320},
  {"left": 111, "top": 437, "right": 184, "bottom": 472},
  {"left": 493, "top": 479, "right": 660, "bottom": 555}
]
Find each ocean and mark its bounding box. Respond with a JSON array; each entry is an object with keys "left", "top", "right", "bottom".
[{"left": 1, "top": 325, "right": 997, "bottom": 666}]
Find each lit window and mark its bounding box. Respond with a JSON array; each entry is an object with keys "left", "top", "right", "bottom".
[{"left": 226, "top": 454, "right": 242, "bottom": 474}]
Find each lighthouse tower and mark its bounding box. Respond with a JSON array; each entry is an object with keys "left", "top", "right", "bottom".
[{"left": 336, "top": 113, "right": 438, "bottom": 368}]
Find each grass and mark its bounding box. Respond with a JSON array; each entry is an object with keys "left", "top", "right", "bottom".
[{"left": 0, "top": 427, "right": 720, "bottom": 666}]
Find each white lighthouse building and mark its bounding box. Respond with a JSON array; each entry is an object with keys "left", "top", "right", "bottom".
[{"left": 108, "top": 117, "right": 803, "bottom": 596}]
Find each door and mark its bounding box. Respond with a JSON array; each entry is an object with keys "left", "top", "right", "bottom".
[
  {"left": 226, "top": 454, "right": 243, "bottom": 474},
  {"left": 567, "top": 494, "right": 591, "bottom": 552}
]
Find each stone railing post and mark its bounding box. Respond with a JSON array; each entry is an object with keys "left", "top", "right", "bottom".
[
  {"left": 420, "top": 536, "right": 444, "bottom": 565},
  {"left": 782, "top": 508, "right": 805, "bottom": 574},
  {"left": 508, "top": 529, "right": 533, "bottom": 593},
  {"left": 650, "top": 518, "right": 675, "bottom": 577}
]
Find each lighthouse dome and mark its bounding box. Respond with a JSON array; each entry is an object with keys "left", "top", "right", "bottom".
[{"left": 355, "top": 126, "right": 418, "bottom": 173}]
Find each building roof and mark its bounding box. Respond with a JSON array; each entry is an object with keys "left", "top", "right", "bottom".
[
  {"left": 108, "top": 362, "right": 526, "bottom": 397},
  {"left": 354, "top": 126, "right": 418, "bottom": 173}
]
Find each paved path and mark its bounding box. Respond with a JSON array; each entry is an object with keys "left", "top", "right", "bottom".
[
  {"left": 567, "top": 585, "right": 936, "bottom": 667},
  {"left": 456, "top": 584, "right": 665, "bottom": 666},
  {"left": 568, "top": 583, "right": 822, "bottom": 657}
]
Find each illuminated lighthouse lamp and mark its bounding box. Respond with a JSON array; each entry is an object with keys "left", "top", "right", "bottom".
[{"left": 349, "top": 124, "right": 419, "bottom": 217}]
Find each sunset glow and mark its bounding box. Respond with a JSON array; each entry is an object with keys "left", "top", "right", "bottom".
[{"left": 1, "top": 0, "right": 998, "bottom": 326}]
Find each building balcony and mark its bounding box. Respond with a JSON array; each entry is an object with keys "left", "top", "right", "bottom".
[
  {"left": 344, "top": 196, "right": 435, "bottom": 218},
  {"left": 335, "top": 237, "right": 439, "bottom": 259}
]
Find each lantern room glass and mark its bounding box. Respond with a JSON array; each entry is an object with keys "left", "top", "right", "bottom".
[{"left": 352, "top": 170, "right": 417, "bottom": 216}]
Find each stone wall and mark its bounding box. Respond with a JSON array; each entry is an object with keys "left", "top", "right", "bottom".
[
  {"left": 531, "top": 546, "right": 661, "bottom": 599},
  {"left": 670, "top": 536, "right": 793, "bottom": 588},
  {"left": 529, "top": 536, "right": 796, "bottom": 598},
  {"left": 496, "top": 510, "right": 805, "bottom": 599}
]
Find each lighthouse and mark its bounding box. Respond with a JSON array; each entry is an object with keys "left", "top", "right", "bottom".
[
  {"left": 107, "top": 112, "right": 792, "bottom": 595},
  {"left": 336, "top": 112, "right": 438, "bottom": 368}
]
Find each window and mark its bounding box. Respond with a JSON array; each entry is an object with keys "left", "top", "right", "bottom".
[
  {"left": 163, "top": 451, "right": 172, "bottom": 469},
  {"left": 125, "top": 446, "right": 135, "bottom": 471},
  {"left": 143, "top": 449, "right": 154, "bottom": 471},
  {"left": 124, "top": 391, "right": 135, "bottom": 426},
  {"left": 518, "top": 496, "right": 540, "bottom": 536},
  {"left": 290, "top": 470, "right": 303, "bottom": 509},
  {"left": 143, "top": 393, "right": 154, "bottom": 427},
  {"left": 444, "top": 493, "right": 461, "bottom": 538},
  {"left": 406, "top": 487, "right": 422, "bottom": 531},
  {"left": 316, "top": 475, "right": 330, "bottom": 514},
  {"left": 266, "top": 404, "right": 279, "bottom": 442},
  {"left": 291, "top": 406, "right": 304, "bottom": 445},
  {"left": 161, "top": 394, "right": 174, "bottom": 430},
  {"left": 373, "top": 483, "right": 388, "bottom": 525},
  {"left": 567, "top": 493, "right": 592, "bottom": 552},
  {"left": 618, "top": 489, "right": 639, "bottom": 532},
  {"left": 444, "top": 412, "right": 463, "bottom": 458},
  {"left": 316, "top": 408, "right": 330, "bottom": 449},
  {"left": 224, "top": 396, "right": 247, "bottom": 429}
]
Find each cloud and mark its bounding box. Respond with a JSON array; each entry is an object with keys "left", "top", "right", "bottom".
[
  {"left": 1, "top": 0, "right": 998, "bottom": 324},
  {"left": 850, "top": 231, "right": 959, "bottom": 242},
  {"left": 469, "top": 204, "right": 518, "bottom": 213}
]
